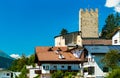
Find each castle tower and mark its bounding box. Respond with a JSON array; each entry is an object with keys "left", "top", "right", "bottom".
[{"left": 79, "top": 8, "right": 99, "bottom": 38}]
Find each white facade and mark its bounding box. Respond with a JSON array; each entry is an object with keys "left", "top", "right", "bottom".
[
  {"left": 83, "top": 54, "right": 107, "bottom": 78},
  {"left": 55, "top": 34, "right": 82, "bottom": 47},
  {"left": 112, "top": 30, "right": 120, "bottom": 45},
  {"left": 55, "top": 36, "right": 66, "bottom": 47},
  {"left": 0, "top": 70, "right": 13, "bottom": 78},
  {"left": 26, "top": 65, "right": 40, "bottom": 78}
]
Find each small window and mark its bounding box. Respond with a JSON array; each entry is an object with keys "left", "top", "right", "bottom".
[
  {"left": 88, "top": 67, "right": 94, "bottom": 75},
  {"left": 46, "top": 66, "right": 49, "bottom": 70},
  {"left": 114, "top": 40, "right": 118, "bottom": 44},
  {"left": 83, "top": 67, "right": 88, "bottom": 72},
  {"left": 43, "top": 65, "right": 49, "bottom": 70},
  {"left": 103, "top": 67, "right": 109, "bottom": 72},
  {"left": 6, "top": 73, "right": 10, "bottom": 76},
  {"left": 61, "top": 66, "right": 64, "bottom": 68},
  {"left": 54, "top": 66, "right": 57, "bottom": 69},
  {"left": 43, "top": 66, "right": 45, "bottom": 69},
  {"left": 68, "top": 66, "right": 71, "bottom": 70}
]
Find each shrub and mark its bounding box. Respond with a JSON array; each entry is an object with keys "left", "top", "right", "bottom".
[
  {"left": 52, "top": 70, "right": 64, "bottom": 78},
  {"left": 106, "top": 68, "right": 120, "bottom": 78}
]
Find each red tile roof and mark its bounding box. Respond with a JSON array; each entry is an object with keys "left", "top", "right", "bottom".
[{"left": 36, "top": 46, "right": 82, "bottom": 61}]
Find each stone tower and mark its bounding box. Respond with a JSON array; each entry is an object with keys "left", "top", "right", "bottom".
[{"left": 79, "top": 8, "right": 99, "bottom": 38}]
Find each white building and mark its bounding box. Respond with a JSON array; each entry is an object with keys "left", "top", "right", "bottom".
[
  {"left": 35, "top": 46, "right": 86, "bottom": 78},
  {"left": 26, "top": 65, "right": 40, "bottom": 78},
  {"left": 82, "top": 45, "right": 120, "bottom": 78},
  {"left": 112, "top": 28, "right": 120, "bottom": 45},
  {"left": 0, "top": 70, "right": 13, "bottom": 78}
]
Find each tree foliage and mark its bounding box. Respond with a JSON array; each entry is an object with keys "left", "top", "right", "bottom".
[
  {"left": 60, "top": 28, "right": 68, "bottom": 35},
  {"left": 102, "top": 50, "right": 120, "bottom": 69},
  {"left": 9, "top": 54, "right": 35, "bottom": 78},
  {"left": 106, "top": 68, "right": 120, "bottom": 78},
  {"left": 18, "top": 65, "right": 28, "bottom": 78},
  {"left": 101, "top": 13, "right": 120, "bottom": 39},
  {"left": 51, "top": 70, "right": 77, "bottom": 78},
  {"left": 9, "top": 54, "right": 35, "bottom": 72},
  {"left": 52, "top": 70, "right": 64, "bottom": 78}
]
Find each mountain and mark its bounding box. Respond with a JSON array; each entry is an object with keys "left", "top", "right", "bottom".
[{"left": 0, "top": 50, "right": 14, "bottom": 69}]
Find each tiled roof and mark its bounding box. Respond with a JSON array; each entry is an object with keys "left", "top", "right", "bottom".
[
  {"left": 36, "top": 46, "right": 82, "bottom": 61},
  {"left": 82, "top": 39, "right": 112, "bottom": 45}
]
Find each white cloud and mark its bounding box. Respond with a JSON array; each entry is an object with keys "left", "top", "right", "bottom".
[
  {"left": 115, "top": 5, "right": 120, "bottom": 12},
  {"left": 105, "top": 0, "right": 120, "bottom": 12},
  {"left": 10, "top": 54, "right": 20, "bottom": 59}
]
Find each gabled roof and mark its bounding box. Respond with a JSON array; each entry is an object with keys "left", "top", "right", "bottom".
[
  {"left": 35, "top": 46, "right": 82, "bottom": 62},
  {"left": 84, "top": 45, "right": 120, "bottom": 54}
]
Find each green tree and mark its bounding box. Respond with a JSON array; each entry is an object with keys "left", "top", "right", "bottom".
[
  {"left": 101, "top": 13, "right": 120, "bottom": 39},
  {"left": 9, "top": 54, "right": 35, "bottom": 71},
  {"left": 52, "top": 71, "right": 77, "bottom": 78},
  {"left": 60, "top": 28, "right": 68, "bottom": 35},
  {"left": 106, "top": 68, "right": 120, "bottom": 78},
  {"left": 102, "top": 50, "right": 120, "bottom": 69},
  {"left": 9, "top": 54, "right": 36, "bottom": 78},
  {"left": 18, "top": 65, "right": 28, "bottom": 78},
  {"left": 27, "top": 54, "right": 35, "bottom": 66},
  {"left": 52, "top": 70, "right": 64, "bottom": 78},
  {"left": 9, "top": 54, "right": 27, "bottom": 72}
]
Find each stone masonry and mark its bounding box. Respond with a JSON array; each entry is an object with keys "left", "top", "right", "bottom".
[{"left": 79, "top": 8, "right": 99, "bottom": 38}]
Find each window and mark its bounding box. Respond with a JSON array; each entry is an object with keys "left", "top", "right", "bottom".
[
  {"left": 43, "top": 65, "right": 49, "bottom": 70},
  {"left": 114, "top": 40, "right": 118, "bottom": 44},
  {"left": 103, "top": 67, "right": 109, "bottom": 72},
  {"left": 88, "top": 67, "right": 94, "bottom": 75},
  {"left": 6, "top": 73, "right": 10, "bottom": 76},
  {"left": 68, "top": 66, "right": 71, "bottom": 70},
  {"left": 61, "top": 66, "right": 64, "bottom": 68},
  {"left": 46, "top": 66, "right": 49, "bottom": 70},
  {"left": 83, "top": 67, "right": 88, "bottom": 72},
  {"left": 54, "top": 66, "right": 57, "bottom": 69},
  {"left": 43, "top": 66, "right": 45, "bottom": 69}
]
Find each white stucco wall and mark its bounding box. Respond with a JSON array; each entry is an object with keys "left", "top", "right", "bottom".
[
  {"left": 26, "top": 65, "right": 40, "bottom": 78},
  {"left": 112, "top": 30, "right": 120, "bottom": 45},
  {"left": 0, "top": 71, "right": 12, "bottom": 78},
  {"left": 29, "top": 68, "right": 40, "bottom": 78},
  {"left": 83, "top": 54, "right": 105, "bottom": 78},
  {"left": 76, "top": 35, "right": 82, "bottom": 46},
  {"left": 55, "top": 36, "right": 66, "bottom": 46}
]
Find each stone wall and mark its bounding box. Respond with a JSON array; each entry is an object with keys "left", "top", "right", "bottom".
[{"left": 79, "top": 8, "right": 99, "bottom": 38}]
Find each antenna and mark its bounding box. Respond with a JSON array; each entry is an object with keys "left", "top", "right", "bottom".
[{"left": 88, "top": 4, "right": 90, "bottom": 11}]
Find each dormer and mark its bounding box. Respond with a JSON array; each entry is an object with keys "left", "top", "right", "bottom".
[{"left": 59, "top": 54, "right": 65, "bottom": 59}]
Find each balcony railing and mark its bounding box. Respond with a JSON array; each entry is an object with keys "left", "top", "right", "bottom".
[{"left": 83, "top": 62, "right": 95, "bottom": 66}]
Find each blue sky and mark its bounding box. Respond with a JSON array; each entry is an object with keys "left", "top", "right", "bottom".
[{"left": 0, "top": 0, "right": 119, "bottom": 57}]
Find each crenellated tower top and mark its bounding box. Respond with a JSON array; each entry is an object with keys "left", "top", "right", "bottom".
[{"left": 80, "top": 8, "right": 98, "bottom": 13}]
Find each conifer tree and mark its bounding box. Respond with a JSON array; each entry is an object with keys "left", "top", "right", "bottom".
[{"left": 101, "top": 13, "right": 120, "bottom": 39}]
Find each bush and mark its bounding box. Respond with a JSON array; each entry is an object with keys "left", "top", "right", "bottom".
[
  {"left": 52, "top": 70, "right": 64, "bottom": 78},
  {"left": 52, "top": 71, "right": 77, "bottom": 78},
  {"left": 106, "top": 68, "right": 120, "bottom": 78}
]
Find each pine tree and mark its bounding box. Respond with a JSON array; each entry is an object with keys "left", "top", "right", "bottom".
[
  {"left": 101, "top": 13, "right": 120, "bottom": 39},
  {"left": 60, "top": 28, "right": 68, "bottom": 35}
]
